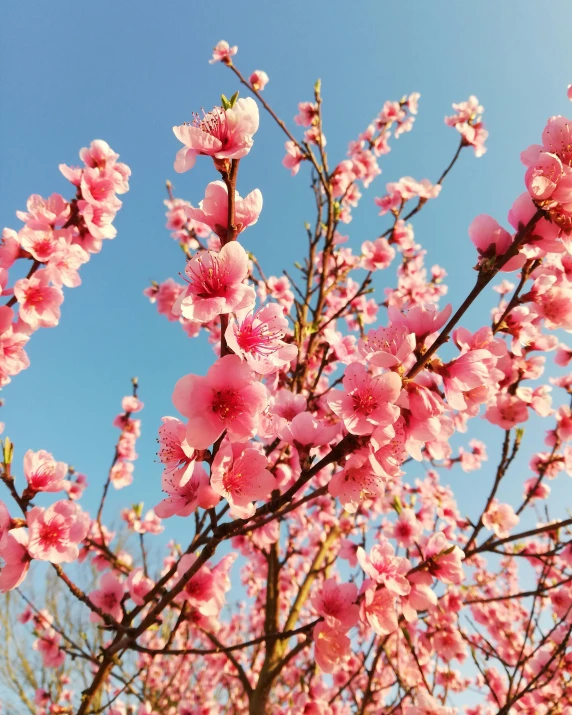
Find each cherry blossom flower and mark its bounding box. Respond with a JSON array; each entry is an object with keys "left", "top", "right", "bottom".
[
  {"left": 173, "top": 354, "right": 268, "bottom": 449},
  {"left": 89, "top": 572, "right": 126, "bottom": 622},
  {"left": 184, "top": 181, "right": 262, "bottom": 240},
  {"left": 327, "top": 362, "right": 401, "bottom": 435},
  {"left": 311, "top": 578, "right": 359, "bottom": 631},
  {"left": 23, "top": 449, "right": 67, "bottom": 494},
  {"left": 173, "top": 98, "right": 259, "bottom": 172},
  {"left": 27, "top": 501, "right": 90, "bottom": 563},
  {"left": 329, "top": 450, "right": 386, "bottom": 513},
  {"left": 313, "top": 622, "right": 350, "bottom": 673},
  {"left": 249, "top": 70, "right": 269, "bottom": 91},
  {"left": 209, "top": 40, "right": 237, "bottom": 64},
  {"left": 154, "top": 462, "right": 219, "bottom": 518},
  {"left": 422, "top": 532, "right": 465, "bottom": 584},
  {"left": 110, "top": 460, "right": 134, "bottom": 489},
  {"left": 282, "top": 141, "right": 305, "bottom": 175},
  {"left": 485, "top": 394, "right": 529, "bottom": 429},
  {"left": 0, "top": 529, "right": 30, "bottom": 592},
  {"left": 225, "top": 303, "right": 297, "bottom": 374},
  {"left": 361, "top": 237, "right": 395, "bottom": 271},
  {"left": 126, "top": 567, "right": 153, "bottom": 606},
  {"left": 469, "top": 214, "right": 525, "bottom": 272},
  {"left": 357, "top": 540, "right": 411, "bottom": 595},
  {"left": 482, "top": 499, "right": 519, "bottom": 539},
  {"left": 360, "top": 581, "right": 399, "bottom": 636},
  {"left": 358, "top": 324, "right": 416, "bottom": 368},
  {"left": 14, "top": 270, "right": 64, "bottom": 329},
  {"left": 404, "top": 689, "right": 457, "bottom": 715},
  {"left": 279, "top": 411, "right": 339, "bottom": 449},
  {"left": 173, "top": 241, "right": 255, "bottom": 323},
  {"left": 210, "top": 440, "right": 275, "bottom": 517}
]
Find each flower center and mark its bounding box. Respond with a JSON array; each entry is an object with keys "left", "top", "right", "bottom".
[
  {"left": 352, "top": 389, "right": 378, "bottom": 415},
  {"left": 186, "top": 254, "right": 229, "bottom": 299},
  {"left": 211, "top": 389, "right": 243, "bottom": 422},
  {"left": 236, "top": 316, "right": 283, "bottom": 356}
]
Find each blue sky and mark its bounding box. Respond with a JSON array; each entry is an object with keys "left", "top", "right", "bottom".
[{"left": 1, "top": 1, "right": 572, "bottom": 547}]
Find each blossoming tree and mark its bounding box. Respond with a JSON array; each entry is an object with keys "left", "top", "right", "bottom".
[{"left": 2, "top": 38, "right": 572, "bottom": 714}]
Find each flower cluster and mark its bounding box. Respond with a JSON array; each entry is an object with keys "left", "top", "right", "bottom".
[
  {"left": 0, "top": 140, "right": 129, "bottom": 387},
  {"left": 3, "top": 38, "right": 572, "bottom": 715}
]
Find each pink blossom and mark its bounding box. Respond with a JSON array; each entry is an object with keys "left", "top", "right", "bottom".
[
  {"left": 45, "top": 243, "right": 89, "bottom": 288},
  {"left": 423, "top": 532, "right": 465, "bottom": 584},
  {"left": 282, "top": 141, "right": 305, "bottom": 176},
  {"left": 482, "top": 500, "right": 519, "bottom": 539},
  {"left": 358, "top": 324, "right": 416, "bottom": 368},
  {"left": 313, "top": 622, "right": 350, "bottom": 673},
  {"left": 126, "top": 567, "right": 153, "bottom": 606},
  {"left": 65, "top": 473, "right": 87, "bottom": 501},
  {"left": 225, "top": 303, "right": 297, "bottom": 374},
  {"left": 146, "top": 278, "right": 184, "bottom": 321},
  {"left": 279, "top": 411, "right": 339, "bottom": 449},
  {"left": 16, "top": 193, "right": 70, "bottom": 231},
  {"left": 80, "top": 167, "right": 122, "bottom": 209},
  {"left": 249, "top": 70, "right": 269, "bottom": 91},
  {"left": 437, "top": 348, "right": 496, "bottom": 410},
  {"left": 0, "top": 529, "right": 30, "bottom": 592},
  {"left": 78, "top": 199, "right": 118, "bottom": 240},
  {"left": 533, "top": 283, "right": 572, "bottom": 331},
  {"left": 0, "top": 229, "right": 21, "bottom": 269},
  {"left": 555, "top": 343, "right": 572, "bottom": 366},
  {"left": 19, "top": 227, "right": 67, "bottom": 263},
  {"left": 392, "top": 508, "right": 422, "bottom": 548},
  {"left": 0, "top": 501, "right": 11, "bottom": 549},
  {"left": 173, "top": 241, "right": 255, "bottom": 323},
  {"left": 485, "top": 394, "right": 529, "bottom": 429},
  {"left": 23, "top": 449, "right": 67, "bottom": 494},
  {"left": 405, "top": 691, "right": 457, "bottom": 715},
  {"left": 294, "top": 102, "right": 318, "bottom": 127},
  {"left": 27, "top": 501, "right": 89, "bottom": 563},
  {"left": 173, "top": 98, "right": 259, "bottom": 172},
  {"left": 89, "top": 572, "right": 125, "bottom": 622},
  {"left": 34, "top": 627, "right": 65, "bottom": 668},
  {"left": 468, "top": 214, "right": 525, "bottom": 272},
  {"left": 329, "top": 450, "right": 386, "bottom": 513},
  {"left": 555, "top": 405, "right": 572, "bottom": 441},
  {"left": 271, "top": 390, "right": 306, "bottom": 421},
  {"left": 110, "top": 460, "right": 134, "bottom": 489},
  {"left": 155, "top": 462, "right": 219, "bottom": 518},
  {"left": 388, "top": 303, "right": 452, "bottom": 343},
  {"left": 357, "top": 540, "right": 411, "bottom": 595},
  {"left": 525, "top": 150, "right": 566, "bottom": 202},
  {"left": 327, "top": 362, "right": 401, "bottom": 435},
  {"left": 210, "top": 440, "right": 275, "bottom": 517},
  {"left": 209, "top": 40, "right": 237, "bottom": 64},
  {"left": 184, "top": 181, "right": 262, "bottom": 240},
  {"left": 361, "top": 237, "right": 395, "bottom": 271},
  {"left": 311, "top": 578, "right": 359, "bottom": 631},
  {"left": 360, "top": 581, "right": 399, "bottom": 635},
  {"left": 157, "top": 416, "right": 195, "bottom": 480},
  {"left": 173, "top": 354, "right": 268, "bottom": 449},
  {"left": 445, "top": 96, "right": 487, "bottom": 157},
  {"left": 176, "top": 554, "right": 232, "bottom": 617},
  {"left": 14, "top": 270, "right": 64, "bottom": 329},
  {"left": 122, "top": 396, "right": 143, "bottom": 413}
]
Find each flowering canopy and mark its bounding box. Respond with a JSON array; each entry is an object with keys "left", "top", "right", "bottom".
[{"left": 1, "top": 37, "right": 572, "bottom": 715}]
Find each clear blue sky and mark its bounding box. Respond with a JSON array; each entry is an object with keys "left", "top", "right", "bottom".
[{"left": 2, "top": 1, "right": 572, "bottom": 544}]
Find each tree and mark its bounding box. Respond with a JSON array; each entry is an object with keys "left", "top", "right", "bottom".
[{"left": 1, "top": 38, "right": 572, "bottom": 714}]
